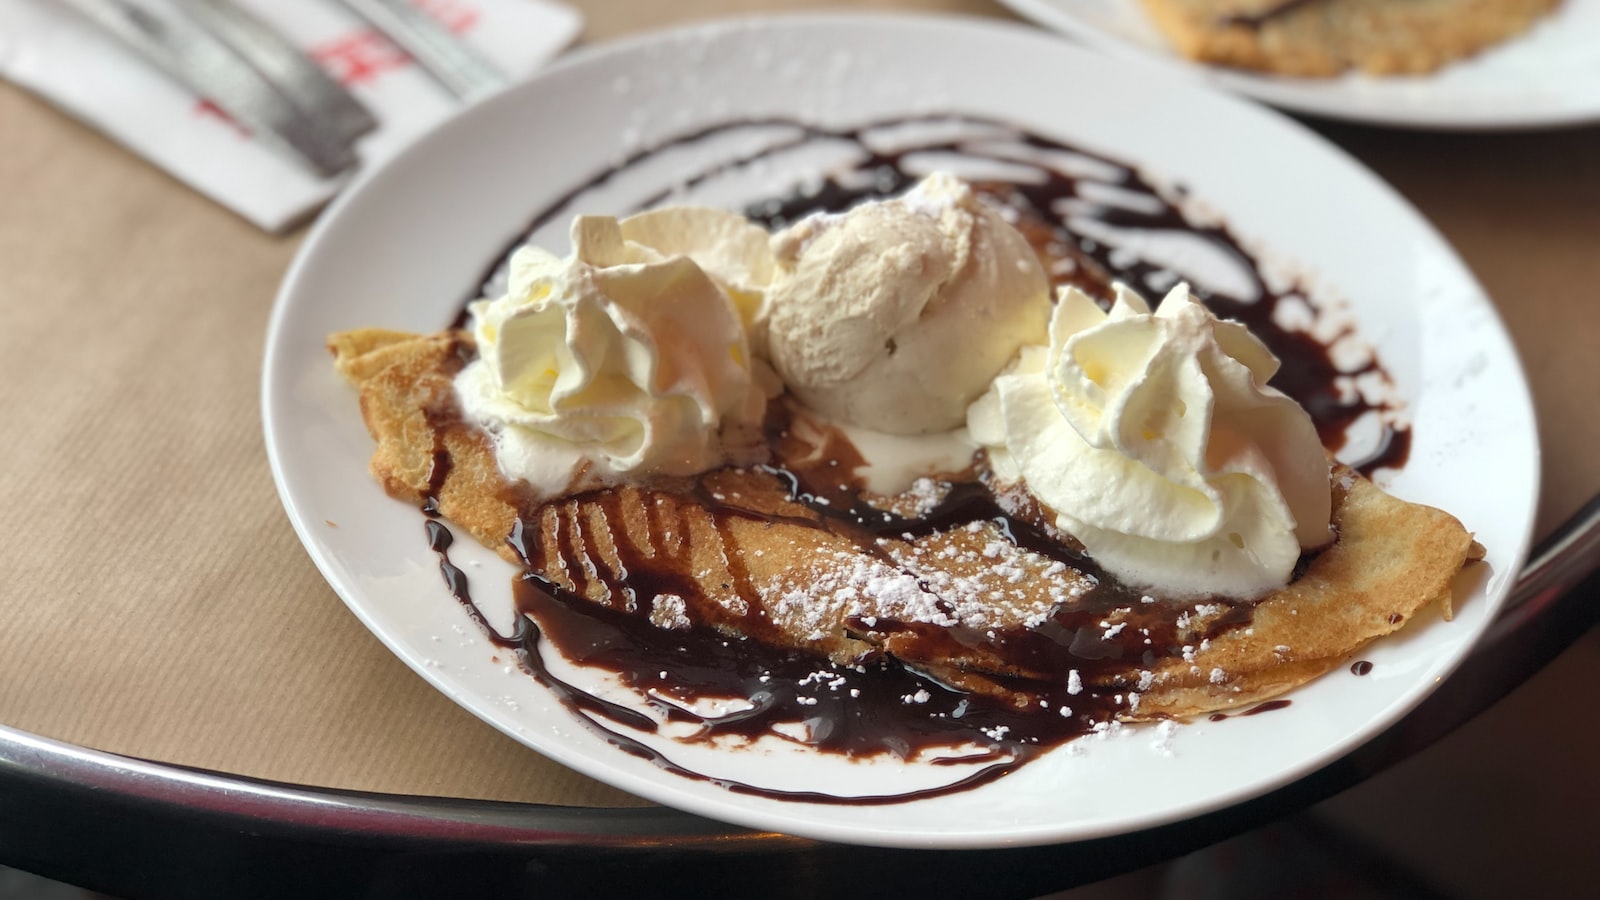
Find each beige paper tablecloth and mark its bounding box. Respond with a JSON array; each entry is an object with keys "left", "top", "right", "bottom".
[{"left": 1, "top": 0, "right": 1596, "bottom": 809}]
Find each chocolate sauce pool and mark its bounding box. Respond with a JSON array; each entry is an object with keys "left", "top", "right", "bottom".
[{"left": 428, "top": 115, "right": 1409, "bottom": 803}]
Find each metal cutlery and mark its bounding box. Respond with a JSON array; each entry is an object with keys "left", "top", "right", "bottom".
[
  {"left": 55, "top": 0, "right": 509, "bottom": 178},
  {"left": 57, "top": 0, "right": 365, "bottom": 177},
  {"left": 328, "top": 0, "right": 505, "bottom": 102}
]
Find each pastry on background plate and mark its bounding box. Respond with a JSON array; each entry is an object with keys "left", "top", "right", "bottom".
[{"left": 1139, "top": 0, "right": 1563, "bottom": 76}]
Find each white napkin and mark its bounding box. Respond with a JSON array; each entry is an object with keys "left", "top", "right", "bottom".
[{"left": 0, "top": 0, "right": 582, "bottom": 232}]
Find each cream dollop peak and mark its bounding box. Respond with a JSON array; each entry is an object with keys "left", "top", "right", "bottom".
[
  {"left": 456, "top": 211, "right": 774, "bottom": 498},
  {"left": 971, "top": 282, "right": 1333, "bottom": 599}
]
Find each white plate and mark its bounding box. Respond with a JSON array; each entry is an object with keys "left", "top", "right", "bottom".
[
  {"left": 263, "top": 13, "right": 1539, "bottom": 848},
  {"left": 999, "top": 0, "right": 1600, "bottom": 129}
]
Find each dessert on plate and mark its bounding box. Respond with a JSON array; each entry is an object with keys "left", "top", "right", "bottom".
[
  {"left": 1138, "top": 0, "right": 1563, "bottom": 77},
  {"left": 329, "top": 164, "right": 1480, "bottom": 798}
]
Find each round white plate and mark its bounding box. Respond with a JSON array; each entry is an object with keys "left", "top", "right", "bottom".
[
  {"left": 999, "top": 0, "right": 1600, "bottom": 129},
  {"left": 263, "top": 14, "right": 1538, "bottom": 848}
]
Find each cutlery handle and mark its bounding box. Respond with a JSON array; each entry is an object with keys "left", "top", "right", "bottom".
[
  {"left": 56, "top": 0, "right": 359, "bottom": 178},
  {"left": 330, "top": 0, "right": 506, "bottom": 102},
  {"left": 171, "top": 0, "right": 378, "bottom": 146}
]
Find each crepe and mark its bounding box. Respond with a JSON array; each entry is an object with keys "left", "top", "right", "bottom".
[
  {"left": 329, "top": 326, "right": 1483, "bottom": 720},
  {"left": 1138, "top": 0, "right": 1562, "bottom": 77}
]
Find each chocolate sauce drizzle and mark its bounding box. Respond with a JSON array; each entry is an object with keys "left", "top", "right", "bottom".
[
  {"left": 427, "top": 114, "right": 1411, "bottom": 803},
  {"left": 1217, "top": 0, "right": 1327, "bottom": 29},
  {"left": 428, "top": 457, "right": 1264, "bottom": 804}
]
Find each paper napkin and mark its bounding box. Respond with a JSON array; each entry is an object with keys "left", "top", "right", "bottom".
[{"left": 0, "top": 0, "right": 582, "bottom": 232}]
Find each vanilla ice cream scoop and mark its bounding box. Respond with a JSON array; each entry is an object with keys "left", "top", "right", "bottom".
[
  {"left": 969, "top": 282, "right": 1332, "bottom": 599},
  {"left": 765, "top": 173, "right": 1050, "bottom": 434},
  {"left": 456, "top": 212, "right": 771, "bottom": 498}
]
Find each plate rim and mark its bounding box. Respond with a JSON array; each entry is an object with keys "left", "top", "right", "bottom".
[{"left": 262, "top": 10, "right": 1541, "bottom": 848}]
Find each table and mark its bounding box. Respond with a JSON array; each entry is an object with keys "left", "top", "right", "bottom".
[{"left": 2, "top": 1, "right": 1598, "bottom": 897}]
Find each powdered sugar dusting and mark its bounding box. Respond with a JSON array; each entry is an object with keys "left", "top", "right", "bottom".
[
  {"left": 760, "top": 521, "right": 1095, "bottom": 640},
  {"left": 650, "top": 594, "right": 691, "bottom": 630}
]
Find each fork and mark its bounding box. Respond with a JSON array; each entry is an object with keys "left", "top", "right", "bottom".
[{"left": 57, "top": 0, "right": 507, "bottom": 178}]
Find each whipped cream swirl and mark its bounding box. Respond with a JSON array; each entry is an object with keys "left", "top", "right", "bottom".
[
  {"left": 456, "top": 212, "right": 773, "bottom": 498},
  {"left": 969, "top": 283, "right": 1332, "bottom": 599}
]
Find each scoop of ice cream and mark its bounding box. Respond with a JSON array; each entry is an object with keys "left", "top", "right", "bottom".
[
  {"left": 765, "top": 173, "right": 1050, "bottom": 435},
  {"left": 456, "top": 213, "right": 771, "bottom": 497},
  {"left": 969, "top": 282, "right": 1332, "bottom": 598}
]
